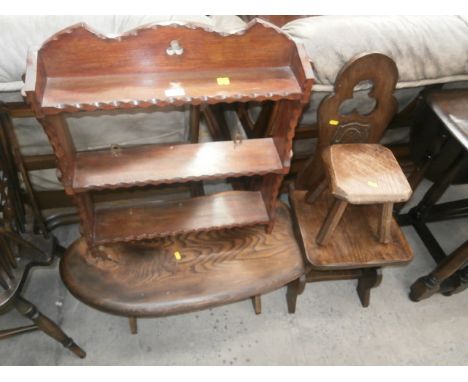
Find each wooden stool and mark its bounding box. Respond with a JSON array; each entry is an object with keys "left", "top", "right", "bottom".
[{"left": 313, "top": 143, "right": 412, "bottom": 246}]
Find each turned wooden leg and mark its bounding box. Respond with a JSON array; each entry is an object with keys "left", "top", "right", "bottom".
[
  {"left": 251, "top": 295, "right": 261, "bottom": 315},
  {"left": 305, "top": 179, "right": 327, "bottom": 204},
  {"left": 14, "top": 296, "right": 86, "bottom": 358},
  {"left": 356, "top": 268, "right": 382, "bottom": 307},
  {"left": 316, "top": 199, "right": 348, "bottom": 246},
  {"left": 410, "top": 240, "right": 468, "bottom": 302},
  {"left": 128, "top": 317, "right": 138, "bottom": 335},
  {"left": 286, "top": 275, "right": 306, "bottom": 314},
  {"left": 379, "top": 203, "right": 393, "bottom": 244}
]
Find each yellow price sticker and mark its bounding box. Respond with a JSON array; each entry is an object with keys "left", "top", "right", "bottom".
[
  {"left": 174, "top": 251, "right": 182, "bottom": 261},
  {"left": 217, "top": 77, "right": 230, "bottom": 86},
  {"left": 367, "top": 181, "right": 379, "bottom": 188},
  {"left": 329, "top": 119, "right": 339, "bottom": 126}
]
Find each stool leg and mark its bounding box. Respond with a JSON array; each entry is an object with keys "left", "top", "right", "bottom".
[
  {"left": 316, "top": 199, "right": 348, "bottom": 245},
  {"left": 128, "top": 317, "right": 138, "bottom": 335},
  {"left": 379, "top": 203, "right": 393, "bottom": 244},
  {"left": 251, "top": 295, "right": 261, "bottom": 315},
  {"left": 305, "top": 179, "right": 327, "bottom": 204}
]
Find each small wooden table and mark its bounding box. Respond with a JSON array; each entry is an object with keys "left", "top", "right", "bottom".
[
  {"left": 398, "top": 89, "right": 468, "bottom": 301},
  {"left": 60, "top": 203, "right": 305, "bottom": 329}
]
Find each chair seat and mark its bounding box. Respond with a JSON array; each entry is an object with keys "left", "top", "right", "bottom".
[
  {"left": 60, "top": 202, "right": 305, "bottom": 317},
  {"left": 289, "top": 189, "right": 413, "bottom": 269},
  {"left": 322, "top": 144, "right": 412, "bottom": 204}
]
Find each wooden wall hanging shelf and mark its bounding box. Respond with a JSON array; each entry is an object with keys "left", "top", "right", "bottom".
[{"left": 24, "top": 19, "right": 313, "bottom": 252}]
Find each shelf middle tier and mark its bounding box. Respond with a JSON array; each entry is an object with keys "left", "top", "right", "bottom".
[
  {"left": 93, "top": 190, "right": 271, "bottom": 245},
  {"left": 72, "top": 138, "right": 285, "bottom": 192}
]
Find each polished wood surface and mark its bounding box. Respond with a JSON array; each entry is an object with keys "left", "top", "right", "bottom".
[
  {"left": 322, "top": 144, "right": 412, "bottom": 204},
  {"left": 289, "top": 189, "right": 413, "bottom": 269},
  {"left": 25, "top": 20, "right": 313, "bottom": 114},
  {"left": 61, "top": 202, "right": 305, "bottom": 317},
  {"left": 25, "top": 19, "right": 313, "bottom": 250},
  {"left": 72, "top": 138, "right": 285, "bottom": 193},
  {"left": 94, "top": 191, "right": 270, "bottom": 244},
  {"left": 41, "top": 68, "right": 302, "bottom": 111},
  {"left": 428, "top": 89, "right": 468, "bottom": 151}
]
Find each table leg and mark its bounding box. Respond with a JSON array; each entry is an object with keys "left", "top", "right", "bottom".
[{"left": 410, "top": 240, "right": 468, "bottom": 301}]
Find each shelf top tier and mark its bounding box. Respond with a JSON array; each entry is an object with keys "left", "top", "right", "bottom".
[{"left": 24, "top": 19, "right": 314, "bottom": 114}]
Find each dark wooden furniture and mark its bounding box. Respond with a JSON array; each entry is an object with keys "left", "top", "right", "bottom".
[
  {"left": 24, "top": 20, "right": 313, "bottom": 254},
  {"left": 23, "top": 19, "right": 312, "bottom": 334},
  {"left": 313, "top": 143, "right": 412, "bottom": 245},
  {"left": 287, "top": 53, "right": 414, "bottom": 312},
  {"left": 398, "top": 89, "right": 468, "bottom": 301},
  {"left": 1, "top": 127, "right": 84, "bottom": 357},
  {"left": 0, "top": 230, "right": 85, "bottom": 358},
  {"left": 60, "top": 202, "right": 305, "bottom": 329}
]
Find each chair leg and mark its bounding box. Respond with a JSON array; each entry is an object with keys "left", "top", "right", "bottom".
[
  {"left": 316, "top": 199, "right": 348, "bottom": 245},
  {"left": 251, "top": 295, "right": 261, "bottom": 315},
  {"left": 14, "top": 296, "right": 86, "bottom": 359},
  {"left": 379, "top": 203, "right": 393, "bottom": 244},
  {"left": 128, "top": 317, "right": 138, "bottom": 334},
  {"left": 286, "top": 275, "right": 306, "bottom": 314},
  {"left": 356, "top": 268, "right": 382, "bottom": 307}
]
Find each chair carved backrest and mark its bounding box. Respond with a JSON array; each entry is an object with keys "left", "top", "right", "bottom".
[{"left": 296, "top": 53, "right": 399, "bottom": 190}]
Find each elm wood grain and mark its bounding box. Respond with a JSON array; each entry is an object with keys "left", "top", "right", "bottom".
[
  {"left": 296, "top": 53, "right": 398, "bottom": 191},
  {"left": 289, "top": 189, "right": 413, "bottom": 269},
  {"left": 0, "top": 231, "right": 85, "bottom": 358},
  {"left": 410, "top": 240, "right": 468, "bottom": 301},
  {"left": 428, "top": 89, "right": 468, "bottom": 151},
  {"left": 94, "top": 191, "right": 270, "bottom": 245},
  {"left": 60, "top": 202, "right": 305, "bottom": 317},
  {"left": 322, "top": 144, "right": 412, "bottom": 204},
  {"left": 72, "top": 138, "right": 285, "bottom": 193}
]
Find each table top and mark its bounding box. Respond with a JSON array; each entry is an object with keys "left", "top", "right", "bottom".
[{"left": 428, "top": 89, "right": 468, "bottom": 151}]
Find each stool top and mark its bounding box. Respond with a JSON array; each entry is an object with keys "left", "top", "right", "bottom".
[
  {"left": 322, "top": 144, "right": 412, "bottom": 204},
  {"left": 428, "top": 89, "right": 468, "bottom": 151}
]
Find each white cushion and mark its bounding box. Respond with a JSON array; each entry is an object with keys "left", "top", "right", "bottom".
[{"left": 283, "top": 16, "right": 468, "bottom": 92}]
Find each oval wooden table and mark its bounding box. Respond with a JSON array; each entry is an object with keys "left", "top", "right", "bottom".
[{"left": 60, "top": 202, "right": 305, "bottom": 334}]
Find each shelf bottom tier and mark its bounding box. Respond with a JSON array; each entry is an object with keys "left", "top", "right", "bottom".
[
  {"left": 61, "top": 202, "right": 304, "bottom": 317},
  {"left": 93, "top": 190, "right": 271, "bottom": 245}
]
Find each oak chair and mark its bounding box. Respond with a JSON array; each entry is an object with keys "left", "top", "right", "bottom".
[{"left": 288, "top": 53, "right": 414, "bottom": 311}]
